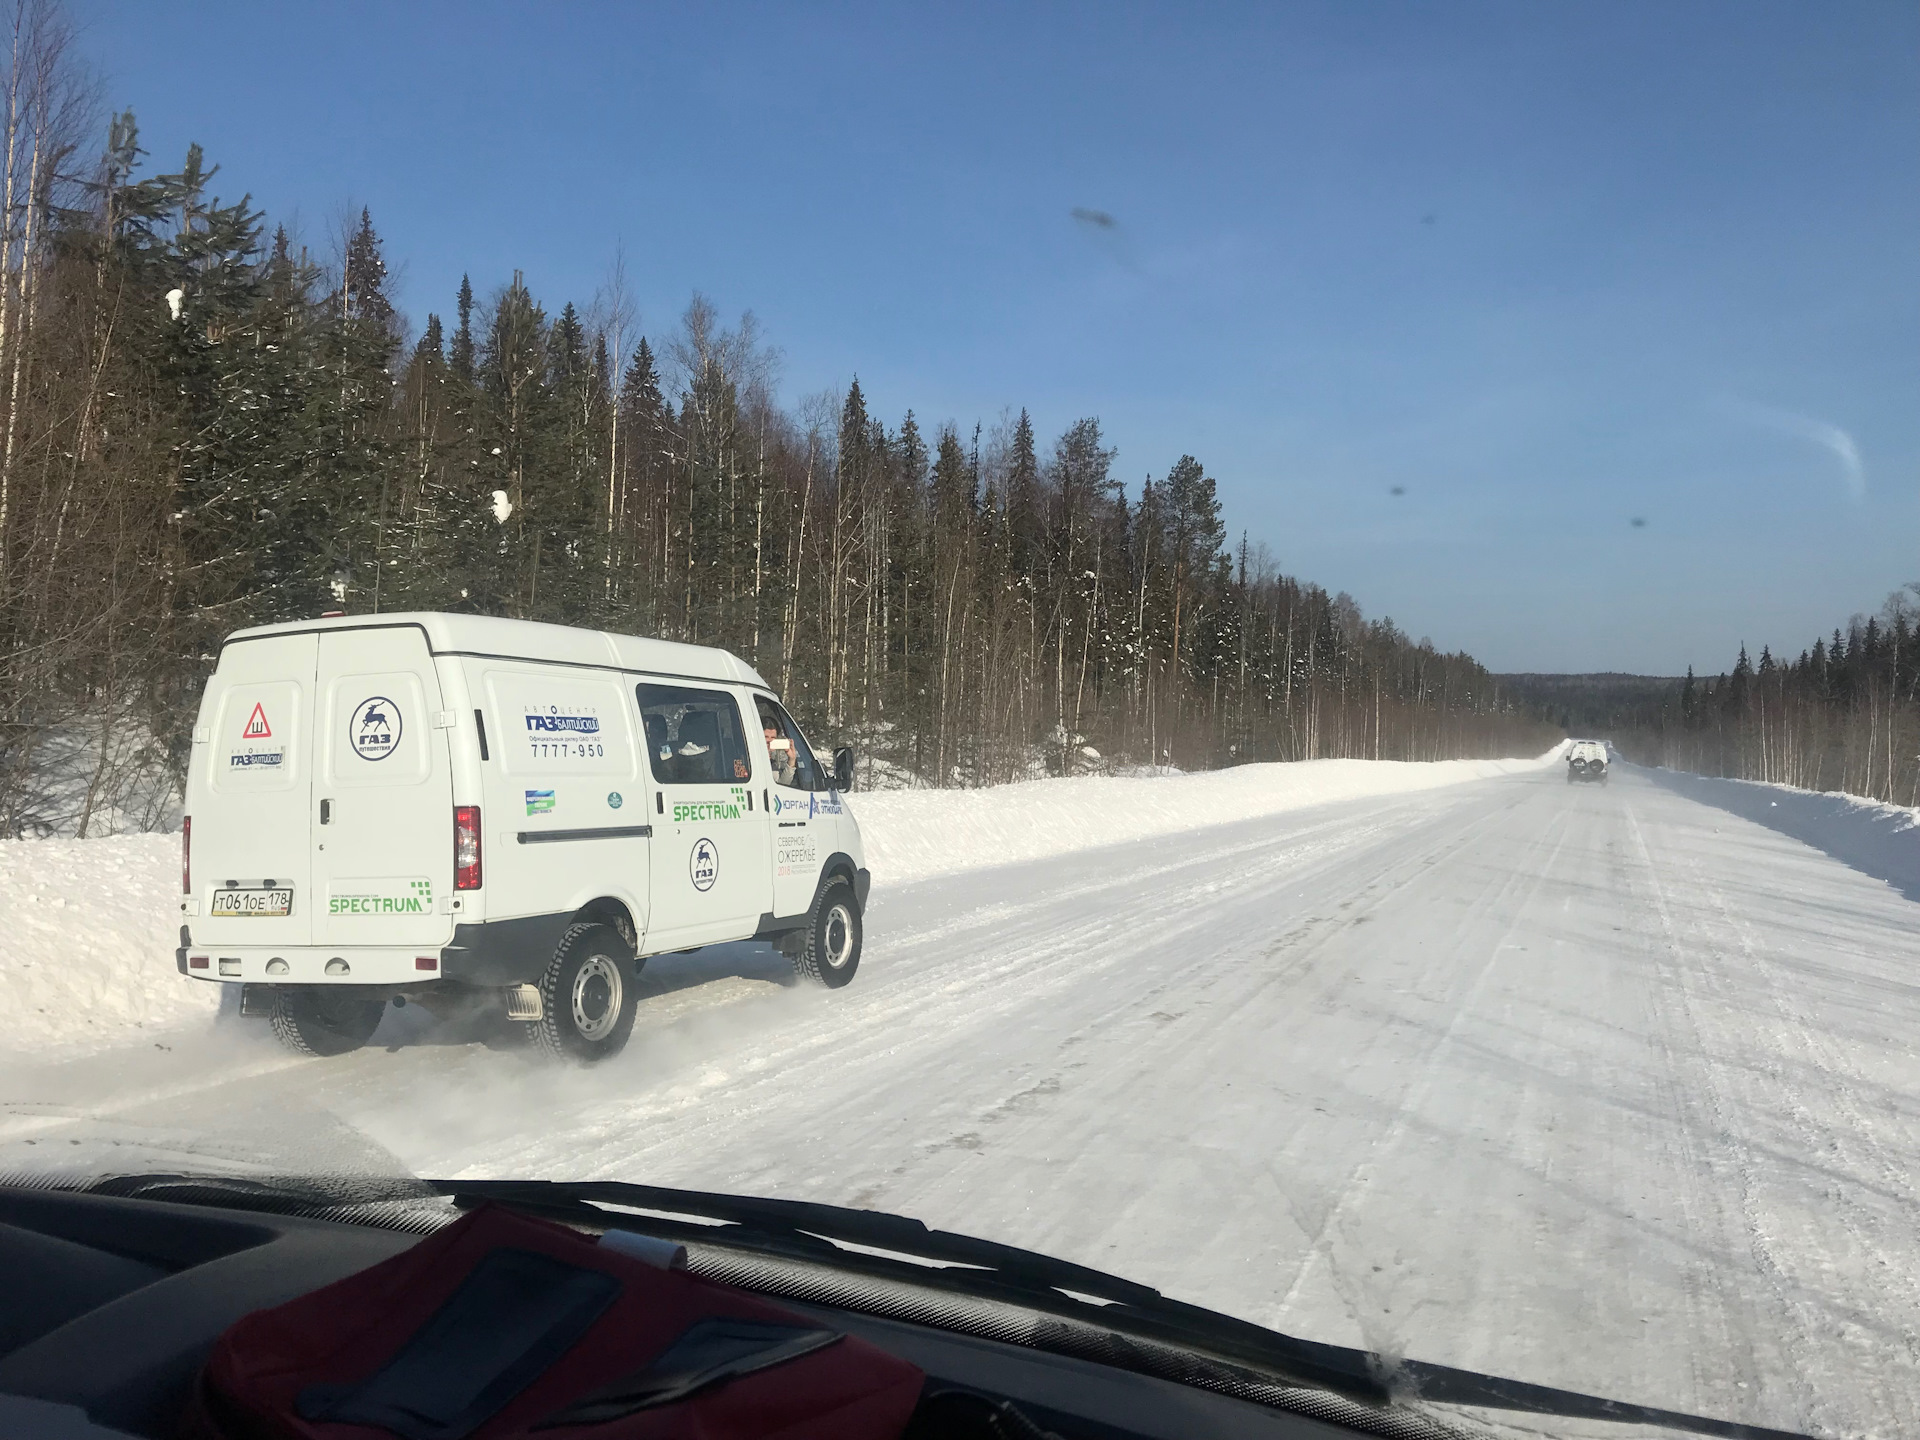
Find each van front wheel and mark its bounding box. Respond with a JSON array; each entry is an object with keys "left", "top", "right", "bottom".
[
  {"left": 532, "top": 923, "right": 637, "bottom": 1062},
  {"left": 793, "top": 877, "right": 861, "bottom": 989},
  {"left": 269, "top": 986, "right": 386, "bottom": 1058}
]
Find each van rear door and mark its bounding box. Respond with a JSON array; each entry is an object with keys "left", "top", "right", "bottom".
[
  {"left": 192, "top": 633, "right": 318, "bottom": 948},
  {"left": 312, "top": 627, "right": 456, "bottom": 951}
]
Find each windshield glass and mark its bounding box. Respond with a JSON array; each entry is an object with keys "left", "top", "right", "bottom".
[{"left": 2, "top": 4, "right": 1914, "bottom": 1437}]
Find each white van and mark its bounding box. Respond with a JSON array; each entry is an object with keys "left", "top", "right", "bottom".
[
  {"left": 176, "top": 614, "right": 868, "bottom": 1061},
  {"left": 1566, "top": 739, "right": 1609, "bottom": 784}
]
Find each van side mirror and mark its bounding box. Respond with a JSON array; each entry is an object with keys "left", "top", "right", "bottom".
[{"left": 832, "top": 746, "right": 855, "bottom": 792}]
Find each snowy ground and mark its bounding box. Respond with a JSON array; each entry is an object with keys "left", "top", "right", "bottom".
[
  {"left": 1, "top": 758, "right": 1917, "bottom": 1436},
  {"left": 0, "top": 834, "right": 212, "bottom": 1054}
]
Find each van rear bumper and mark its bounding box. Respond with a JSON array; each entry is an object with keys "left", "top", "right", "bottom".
[
  {"left": 175, "top": 910, "right": 570, "bottom": 988},
  {"left": 175, "top": 946, "right": 451, "bottom": 986}
]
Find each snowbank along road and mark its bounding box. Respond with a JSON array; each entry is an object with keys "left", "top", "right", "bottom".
[{"left": 2, "top": 760, "right": 1916, "bottom": 1438}]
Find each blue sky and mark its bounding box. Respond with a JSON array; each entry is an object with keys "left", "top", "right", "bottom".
[{"left": 76, "top": 1, "right": 1918, "bottom": 673}]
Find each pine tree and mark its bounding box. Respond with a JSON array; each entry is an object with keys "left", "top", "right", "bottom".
[
  {"left": 343, "top": 207, "right": 395, "bottom": 332},
  {"left": 1726, "top": 644, "right": 1752, "bottom": 715},
  {"left": 476, "top": 272, "right": 551, "bottom": 615},
  {"left": 317, "top": 206, "right": 400, "bottom": 612},
  {"left": 1005, "top": 408, "right": 1039, "bottom": 574},
  {"left": 1162, "top": 454, "right": 1223, "bottom": 676},
  {"left": 534, "top": 301, "right": 605, "bottom": 622},
  {"left": 612, "top": 336, "right": 670, "bottom": 623},
  {"left": 450, "top": 274, "right": 475, "bottom": 381},
  {"left": 929, "top": 424, "right": 976, "bottom": 531},
  {"left": 387, "top": 311, "right": 476, "bottom": 613}
]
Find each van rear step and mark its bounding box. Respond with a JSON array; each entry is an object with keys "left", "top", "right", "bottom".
[{"left": 503, "top": 984, "right": 544, "bottom": 1021}]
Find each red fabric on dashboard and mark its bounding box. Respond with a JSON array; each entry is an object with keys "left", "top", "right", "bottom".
[{"left": 184, "top": 1203, "right": 924, "bottom": 1440}]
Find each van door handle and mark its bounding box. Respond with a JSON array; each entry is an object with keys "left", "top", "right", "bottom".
[{"left": 320, "top": 799, "right": 332, "bottom": 825}]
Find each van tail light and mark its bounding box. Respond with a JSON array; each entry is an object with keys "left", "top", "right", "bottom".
[
  {"left": 454, "top": 806, "right": 482, "bottom": 890},
  {"left": 182, "top": 816, "right": 191, "bottom": 894}
]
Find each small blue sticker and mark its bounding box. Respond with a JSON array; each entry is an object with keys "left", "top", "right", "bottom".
[
  {"left": 607, "top": 791, "right": 623, "bottom": 809},
  {"left": 525, "top": 789, "right": 555, "bottom": 815}
]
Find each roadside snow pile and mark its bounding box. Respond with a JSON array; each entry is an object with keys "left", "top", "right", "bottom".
[
  {"left": 848, "top": 754, "right": 1553, "bottom": 888},
  {"left": 0, "top": 833, "right": 215, "bottom": 1059},
  {"left": 1639, "top": 766, "right": 1920, "bottom": 902},
  {"left": 0, "top": 754, "right": 1559, "bottom": 1059}
]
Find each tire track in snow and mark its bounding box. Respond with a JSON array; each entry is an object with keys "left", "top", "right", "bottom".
[
  {"left": 1272, "top": 786, "right": 1570, "bottom": 1324},
  {"left": 1619, "top": 798, "right": 1777, "bottom": 1421},
  {"left": 1627, "top": 792, "right": 1920, "bottom": 1434},
  {"left": 1625, "top": 798, "right": 1832, "bottom": 1432},
  {"left": 316, "top": 792, "right": 1462, "bottom": 1182}
]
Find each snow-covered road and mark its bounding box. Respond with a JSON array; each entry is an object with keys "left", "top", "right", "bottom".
[{"left": 4, "top": 764, "right": 1917, "bottom": 1436}]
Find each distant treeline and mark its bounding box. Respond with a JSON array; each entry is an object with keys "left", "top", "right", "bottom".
[
  {"left": 0, "top": 16, "right": 1553, "bottom": 833},
  {"left": 1513, "top": 599, "right": 1920, "bottom": 808},
  {"left": 1640, "top": 594, "right": 1920, "bottom": 805},
  {"left": 1496, "top": 673, "right": 1684, "bottom": 736}
]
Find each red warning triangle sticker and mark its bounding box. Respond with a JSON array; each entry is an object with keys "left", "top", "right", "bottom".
[{"left": 242, "top": 702, "right": 272, "bottom": 739}]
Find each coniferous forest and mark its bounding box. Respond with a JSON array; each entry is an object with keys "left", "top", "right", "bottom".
[
  {"left": 0, "top": 20, "right": 1555, "bottom": 834},
  {"left": 1615, "top": 595, "right": 1920, "bottom": 807}
]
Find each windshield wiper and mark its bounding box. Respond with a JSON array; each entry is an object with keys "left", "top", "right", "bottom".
[
  {"left": 430, "top": 1176, "right": 1389, "bottom": 1402},
  {"left": 430, "top": 1178, "right": 1816, "bottom": 1440}
]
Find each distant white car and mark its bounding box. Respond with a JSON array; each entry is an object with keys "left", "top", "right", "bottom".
[{"left": 1566, "top": 739, "right": 1609, "bottom": 785}]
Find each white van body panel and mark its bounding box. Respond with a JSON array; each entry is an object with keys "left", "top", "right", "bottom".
[
  {"left": 769, "top": 782, "right": 854, "bottom": 917},
  {"left": 179, "top": 614, "right": 866, "bottom": 994},
  {"left": 473, "top": 658, "right": 649, "bottom": 933}
]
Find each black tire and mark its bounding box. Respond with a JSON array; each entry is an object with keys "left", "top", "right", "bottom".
[
  {"left": 792, "top": 876, "right": 861, "bottom": 989},
  {"left": 269, "top": 986, "right": 386, "bottom": 1057},
  {"left": 532, "top": 922, "right": 637, "bottom": 1062}
]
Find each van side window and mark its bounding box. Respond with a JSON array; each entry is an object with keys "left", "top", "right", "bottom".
[
  {"left": 636, "top": 684, "right": 752, "bottom": 785},
  {"left": 755, "top": 696, "right": 823, "bottom": 791}
]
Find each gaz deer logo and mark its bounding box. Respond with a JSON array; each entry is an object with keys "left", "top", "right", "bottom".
[
  {"left": 349, "top": 696, "right": 401, "bottom": 762},
  {"left": 689, "top": 837, "right": 719, "bottom": 893}
]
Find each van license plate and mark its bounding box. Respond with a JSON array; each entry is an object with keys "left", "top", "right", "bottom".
[{"left": 210, "top": 888, "right": 293, "bottom": 917}]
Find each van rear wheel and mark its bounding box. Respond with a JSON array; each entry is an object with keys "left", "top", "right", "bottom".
[
  {"left": 532, "top": 923, "right": 637, "bottom": 1062},
  {"left": 269, "top": 986, "right": 386, "bottom": 1057},
  {"left": 793, "top": 877, "right": 861, "bottom": 989}
]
